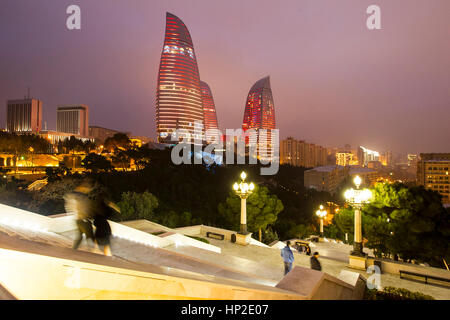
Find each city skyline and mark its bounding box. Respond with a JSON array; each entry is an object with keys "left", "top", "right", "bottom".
[{"left": 0, "top": 0, "right": 449, "bottom": 153}]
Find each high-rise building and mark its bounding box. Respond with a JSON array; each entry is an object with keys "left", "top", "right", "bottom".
[
  {"left": 407, "top": 154, "right": 418, "bottom": 167},
  {"left": 6, "top": 98, "right": 42, "bottom": 133},
  {"left": 383, "top": 150, "right": 393, "bottom": 166},
  {"left": 304, "top": 165, "right": 349, "bottom": 194},
  {"left": 242, "top": 76, "right": 276, "bottom": 159},
  {"left": 336, "top": 152, "right": 358, "bottom": 166},
  {"left": 156, "top": 12, "right": 204, "bottom": 143},
  {"left": 417, "top": 153, "right": 450, "bottom": 204},
  {"left": 200, "top": 81, "right": 219, "bottom": 142},
  {"left": 358, "top": 146, "right": 380, "bottom": 167},
  {"left": 280, "top": 137, "right": 327, "bottom": 167},
  {"left": 56, "top": 105, "right": 89, "bottom": 137},
  {"left": 242, "top": 76, "right": 276, "bottom": 132}
]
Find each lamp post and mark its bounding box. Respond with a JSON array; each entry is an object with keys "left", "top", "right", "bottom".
[
  {"left": 315, "top": 205, "right": 327, "bottom": 237},
  {"left": 233, "top": 171, "right": 255, "bottom": 234},
  {"left": 344, "top": 175, "right": 372, "bottom": 257}
]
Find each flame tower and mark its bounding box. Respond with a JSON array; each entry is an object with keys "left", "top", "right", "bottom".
[
  {"left": 242, "top": 76, "right": 276, "bottom": 159},
  {"left": 156, "top": 12, "right": 204, "bottom": 143},
  {"left": 200, "top": 81, "right": 219, "bottom": 142}
]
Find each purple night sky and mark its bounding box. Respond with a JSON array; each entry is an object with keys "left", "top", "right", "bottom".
[{"left": 0, "top": 0, "right": 449, "bottom": 154}]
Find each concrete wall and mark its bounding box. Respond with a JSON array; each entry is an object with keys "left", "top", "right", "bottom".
[
  {"left": 160, "top": 232, "right": 221, "bottom": 254},
  {"left": 175, "top": 225, "right": 237, "bottom": 241},
  {"left": 276, "top": 266, "right": 357, "bottom": 300},
  {"left": 109, "top": 221, "right": 173, "bottom": 248},
  {"left": 367, "top": 257, "right": 450, "bottom": 279},
  {"left": 173, "top": 225, "right": 203, "bottom": 237}
]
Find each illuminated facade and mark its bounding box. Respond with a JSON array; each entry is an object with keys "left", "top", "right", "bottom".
[
  {"left": 417, "top": 153, "right": 450, "bottom": 204},
  {"left": 156, "top": 12, "right": 204, "bottom": 143},
  {"left": 336, "top": 152, "right": 358, "bottom": 166},
  {"left": 200, "top": 81, "right": 219, "bottom": 142},
  {"left": 242, "top": 76, "right": 276, "bottom": 159},
  {"left": 280, "top": 137, "right": 327, "bottom": 167},
  {"left": 57, "top": 105, "right": 89, "bottom": 137},
  {"left": 6, "top": 98, "right": 42, "bottom": 133},
  {"left": 358, "top": 146, "right": 380, "bottom": 167}
]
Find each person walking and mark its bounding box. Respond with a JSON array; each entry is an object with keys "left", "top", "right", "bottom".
[
  {"left": 281, "top": 241, "right": 295, "bottom": 275},
  {"left": 310, "top": 251, "right": 322, "bottom": 271},
  {"left": 305, "top": 245, "right": 311, "bottom": 256},
  {"left": 64, "top": 183, "right": 96, "bottom": 251},
  {"left": 92, "top": 192, "right": 119, "bottom": 256}
]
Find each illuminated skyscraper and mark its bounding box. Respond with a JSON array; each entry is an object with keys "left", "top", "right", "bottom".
[
  {"left": 200, "top": 81, "right": 219, "bottom": 142},
  {"left": 242, "top": 76, "right": 276, "bottom": 159},
  {"left": 242, "top": 76, "right": 276, "bottom": 132},
  {"left": 156, "top": 12, "right": 204, "bottom": 143},
  {"left": 57, "top": 105, "right": 89, "bottom": 137},
  {"left": 6, "top": 98, "right": 42, "bottom": 133}
]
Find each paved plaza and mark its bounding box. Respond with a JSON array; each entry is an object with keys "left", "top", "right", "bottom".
[{"left": 0, "top": 204, "right": 449, "bottom": 300}]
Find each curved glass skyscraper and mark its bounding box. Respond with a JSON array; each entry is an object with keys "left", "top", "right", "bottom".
[
  {"left": 200, "top": 81, "right": 219, "bottom": 142},
  {"left": 156, "top": 12, "right": 204, "bottom": 143},
  {"left": 242, "top": 76, "right": 276, "bottom": 131},
  {"left": 242, "top": 76, "right": 277, "bottom": 160}
]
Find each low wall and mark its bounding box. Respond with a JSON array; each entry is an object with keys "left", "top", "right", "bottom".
[
  {"left": 160, "top": 232, "right": 221, "bottom": 254},
  {"left": 276, "top": 266, "right": 356, "bottom": 300},
  {"left": 109, "top": 221, "right": 173, "bottom": 248},
  {"left": 201, "top": 225, "right": 237, "bottom": 241},
  {"left": 367, "top": 257, "right": 450, "bottom": 279},
  {"left": 173, "top": 225, "right": 203, "bottom": 236},
  {"left": 0, "top": 204, "right": 52, "bottom": 232},
  {"left": 175, "top": 225, "right": 237, "bottom": 241},
  {"left": 48, "top": 214, "right": 77, "bottom": 233}
]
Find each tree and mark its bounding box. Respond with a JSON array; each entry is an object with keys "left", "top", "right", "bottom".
[
  {"left": 127, "top": 146, "right": 152, "bottom": 170},
  {"left": 218, "top": 185, "right": 284, "bottom": 242},
  {"left": 81, "top": 153, "right": 113, "bottom": 173},
  {"left": 323, "top": 224, "right": 344, "bottom": 240},
  {"left": 104, "top": 133, "right": 131, "bottom": 153},
  {"left": 334, "top": 207, "right": 354, "bottom": 244},
  {"left": 362, "top": 183, "right": 450, "bottom": 267},
  {"left": 116, "top": 191, "right": 159, "bottom": 221},
  {"left": 111, "top": 150, "right": 130, "bottom": 171}
]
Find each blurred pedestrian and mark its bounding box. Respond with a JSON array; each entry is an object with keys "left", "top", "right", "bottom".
[
  {"left": 64, "top": 183, "right": 96, "bottom": 251},
  {"left": 92, "top": 192, "right": 119, "bottom": 256},
  {"left": 281, "top": 241, "right": 294, "bottom": 275},
  {"left": 305, "top": 245, "right": 311, "bottom": 256},
  {"left": 310, "top": 251, "right": 322, "bottom": 271}
]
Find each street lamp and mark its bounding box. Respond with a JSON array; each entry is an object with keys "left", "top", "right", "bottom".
[
  {"left": 233, "top": 171, "right": 255, "bottom": 234},
  {"left": 344, "top": 175, "right": 372, "bottom": 257},
  {"left": 315, "top": 205, "right": 327, "bottom": 237}
]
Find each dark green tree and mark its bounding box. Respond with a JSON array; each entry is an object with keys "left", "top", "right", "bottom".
[
  {"left": 218, "top": 185, "right": 284, "bottom": 242},
  {"left": 363, "top": 183, "right": 450, "bottom": 267},
  {"left": 116, "top": 191, "right": 159, "bottom": 221},
  {"left": 81, "top": 153, "right": 113, "bottom": 173},
  {"left": 334, "top": 207, "right": 354, "bottom": 244}
]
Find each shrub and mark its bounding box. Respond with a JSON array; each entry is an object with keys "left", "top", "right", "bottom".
[{"left": 364, "top": 286, "right": 435, "bottom": 300}]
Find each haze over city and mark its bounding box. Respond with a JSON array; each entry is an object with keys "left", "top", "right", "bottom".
[{"left": 1, "top": 0, "right": 449, "bottom": 154}]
